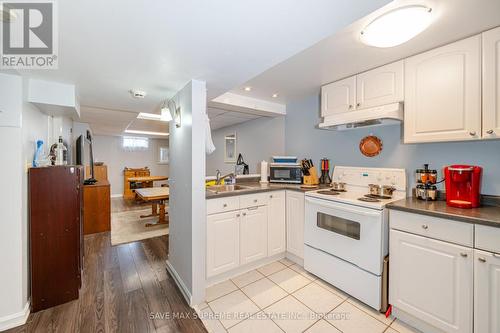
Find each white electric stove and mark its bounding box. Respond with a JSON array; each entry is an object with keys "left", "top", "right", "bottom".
[{"left": 304, "top": 166, "right": 406, "bottom": 311}]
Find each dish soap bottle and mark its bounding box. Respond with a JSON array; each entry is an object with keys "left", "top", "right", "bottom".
[{"left": 55, "top": 136, "right": 67, "bottom": 165}]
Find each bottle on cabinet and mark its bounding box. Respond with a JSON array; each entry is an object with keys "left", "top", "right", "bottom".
[{"left": 55, "top": 136, "right": 68, "bottom": 166}]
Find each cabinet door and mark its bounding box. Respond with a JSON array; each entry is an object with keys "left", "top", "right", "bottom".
[
  {"left": 404, "top": 35, "right": 481, "bottom": 143},
  {"left": 286, "top": 191, "right": 305, "bottom": 259},
  {"left": 356, "top": 60, "right": 404, "bottom": 109},
  {"left": 474, "top": 249, "right": 500, "bottom": 333},
  {"left": 267, "top": 191, "right": 286, "bottom": 256},
  {"left": 207, "top": 211, "right": 240, "bottom": 277},
  {"left": 390, "top": 230, "right": 473, "bottom": 333},
  {"left": 321, "top": 76, "right": 356, "bottom": 117},
  {"left": 240, "top": 206, "right": 268, "bottom": 265},
  {"left": 482, "top": 26, "right": 500, "bottom": 139}
]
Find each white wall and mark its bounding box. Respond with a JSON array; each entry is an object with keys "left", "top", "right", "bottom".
[
  {"left": 167, "top": 80, "right": 206, "bottom": 305},
  {"left": 206, "top": 116, "right": 285, "bottom": 176},
  {"left": 92, "top": 135, "right": 169, "bottom": 196},
  {"left": 0, "top": 73, "right": 50, "bottom": 330}
]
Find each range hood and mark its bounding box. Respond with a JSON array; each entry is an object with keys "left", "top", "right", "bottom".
[{"left": 318, "top": 102, "right": 403, "bottom": 131}]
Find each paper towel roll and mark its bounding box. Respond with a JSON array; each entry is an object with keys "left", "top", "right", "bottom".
[{"left": 260, "top": 160, "right": 268, "bottom": 183}]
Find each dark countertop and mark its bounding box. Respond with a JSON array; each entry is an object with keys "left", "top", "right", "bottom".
[
  {"left": 206, "top": 182, "right": 330, "bottom": 199},
  {"left": 387, "top": 197, "right": 500, "bottom": 228}
]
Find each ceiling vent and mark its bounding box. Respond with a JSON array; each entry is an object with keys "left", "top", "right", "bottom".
[{"left": 130, "top": 89, "right": 147, "bottom": 99}]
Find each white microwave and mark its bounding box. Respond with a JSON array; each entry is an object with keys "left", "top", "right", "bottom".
[{"left": 269, "top": 163, "right": 302, "bottom": 184}]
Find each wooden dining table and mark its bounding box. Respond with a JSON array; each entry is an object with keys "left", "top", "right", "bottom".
[{"left": 135, "top": 187, "right": 169, "bottom": 227}]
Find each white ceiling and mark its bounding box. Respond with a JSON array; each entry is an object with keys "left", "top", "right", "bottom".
[
  {"left": 21, "top": 0, "right": 388, "bottom": 114},
  {"left": 234, "top": 0, "right": 500, "bottom": 104},
  {"left": 207, "top": 107, "right": 264, "bottom": 130}
]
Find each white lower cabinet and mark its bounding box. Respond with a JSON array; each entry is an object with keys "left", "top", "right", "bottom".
[
  {"left": 267, "top": 191, "right": 286, "bottom": 256},
  {"left": 286, "top": 190, "right": 305, "bottom": 259},
  {"left": 207, "top": 211, "right": 240, "bottom": 278},
  {"left": 474, "top": 249, "right": 500, "bottom": 333},
  {"left": 390, "top": 229, "right": 473, "bottom": 333},
  {"left": 240, "top": 206, "right": 268, "bottom": 265}
]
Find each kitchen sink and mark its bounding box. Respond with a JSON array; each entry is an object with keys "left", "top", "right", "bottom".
[{"left": 207, "top": 185, "right": 251, "bottom": 193}]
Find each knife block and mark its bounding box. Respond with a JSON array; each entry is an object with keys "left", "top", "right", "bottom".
[{"left": 303, "top": 167, "right": 319, "bottom": 185}]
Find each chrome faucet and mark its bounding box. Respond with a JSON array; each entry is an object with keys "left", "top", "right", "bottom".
[{"left": 215, "top": 169, "right": 235, "bottom": 185}]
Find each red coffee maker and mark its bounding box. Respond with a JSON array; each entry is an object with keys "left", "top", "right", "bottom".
[{"left": 444, "top": 165, "right": 482, "bottom": 208}]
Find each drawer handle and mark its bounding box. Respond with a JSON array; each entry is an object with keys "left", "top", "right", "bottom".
[
  {"left": 421, "top": 224, "right": 428, "bottom": 230},
  {"left": 478, "top": 257, "right": 487, "bottom": 263},
  {"left": 493, "top": 253, "right": 500, "bottom": 258},
  {"left": 460, "top": 253, "right": 468, "bottom": 258},
  {"left": 223, "top": 203, "right": 227, "bottom": 208}
]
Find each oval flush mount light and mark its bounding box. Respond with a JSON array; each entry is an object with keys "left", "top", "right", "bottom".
[{"left": 360, "top": 5, "right": 433, "bottom": 48}]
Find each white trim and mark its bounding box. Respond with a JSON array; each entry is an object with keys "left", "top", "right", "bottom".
[
  {"left": 110, "top": 194, "right": 123, "bottom": 198},
  {"left": 0, "top": 301, "right": 30, "bottom": 331},
  {"left": 166, "top": 260, "right": 192, "bottom": 306}
]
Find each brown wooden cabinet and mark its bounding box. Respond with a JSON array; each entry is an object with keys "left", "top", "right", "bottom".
[
  {"left": 123, "top": 167, "right": 150, "bottom": 199},
  {"left": 29, "top": 166, "right": 83, "bottom": 312},
  {"left": 83, "top": 180, "right": 111, "bottom": 235}
]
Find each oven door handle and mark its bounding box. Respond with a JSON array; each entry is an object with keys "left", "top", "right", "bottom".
[{"left": 306, "top": 198, "right": 381, "bottom": 217}]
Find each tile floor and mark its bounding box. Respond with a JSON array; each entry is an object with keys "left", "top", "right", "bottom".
[{"left": 199, "top": 259, "right": 422, "bottom": 333}]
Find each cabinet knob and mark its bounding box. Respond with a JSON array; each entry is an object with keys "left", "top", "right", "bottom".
[
  {"left": 460, "top": 252, "right": 468, "bottom": 258},
  {"left": 469, "top": 131, "right": 476, "bottom": 136},
  {"left": 356, "top": 103, "right": 361, "bottom": 107},
  {"left": 236, "top": 214, "right": 240, "bottom": 217},
  {"left": 478, "top": 257, "right": 487, "bottom": 263},
  {"left": 269, "top": 195, "right": 273, "bottom": 198},
  {"left": 486, "top": 129, "right": 494, "bottom": 135},
  {"left": 223, "top": 203, "right": 227, "bottom": 208},
  {"left": 254, "top": 199, "right": 258, "bottom": 203},
  {"left": 348, "top": 105, "right": 353, "bottom": 109},
  {"left": 421, "top": 224, "right": 428, "bottom": 230},
  {"left": 242, "top": 212, "right": 247, "bottom": 216}
]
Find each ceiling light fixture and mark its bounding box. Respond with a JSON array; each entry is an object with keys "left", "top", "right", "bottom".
[
  {"left": 360, "top": 5, "right": 433, "bottom": 48},
  {"left": 130, "top": 89, "right": 147, "bottom": 99},
  {"left": 244, "top": 86, "right": 252, "bottom": 92},
  {"left": 272, "top": 93, "right": 278, "bottom": 98},
  {"left": 124, "top": 129, "right": 169, "bottom": 136},
  {"left": 160, "top": 100, "right": 173, "bottom": 122},
  {"left": 136, "top": 112, "right": 166, "bottom": 121}
]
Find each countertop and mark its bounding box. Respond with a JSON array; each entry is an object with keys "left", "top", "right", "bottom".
[
  {"left": 205, "top": 182, "right": 330, "bottom": 199},
  {"left": 387, "top": 197, "right": 500, "bottom": 228}
]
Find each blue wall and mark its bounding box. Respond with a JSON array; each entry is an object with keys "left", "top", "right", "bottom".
[{"left": 285, "top": 95, "right": 500, "bottom": 195}]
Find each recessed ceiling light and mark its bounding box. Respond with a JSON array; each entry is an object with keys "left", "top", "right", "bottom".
[
  {"left": 244, "top": 86, "right": 252, "bottom": 92},
  {"left": 124, "top": 129, "right": 169, "bottom": 136},
  {"left": 137, "top": 112, "right": 170, "bottom": 122},
  {"left": 360, "top": 5, "right": 433, "bottom": 48},
  {"left": 272, "top": 93, "right": 278, "bottom": 98}
]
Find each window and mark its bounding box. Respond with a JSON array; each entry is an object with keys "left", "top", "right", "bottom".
[
  {"left": 158, "top": 147, "right": 169, "bottom": 164},
  {"left": 122, "top": 136, "right": 149, "bottom": 151}
]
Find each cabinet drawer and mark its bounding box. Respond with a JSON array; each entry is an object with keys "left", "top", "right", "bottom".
[
  {"left": 389, "top": 210, "right": 473, "bottom": 247},
  {"left": 240, "top": 193, "right": 269, "bottom": 209},
  {"left": 475, "top": 224, "right": 500, "bottom": 254},
  {"left": 207, "top": 196, "right": 240, "bottom": 215}
]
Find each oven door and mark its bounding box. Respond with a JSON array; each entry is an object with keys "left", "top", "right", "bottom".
[{"left": 304, "top": 196, "right": 386, "bottom": 275}]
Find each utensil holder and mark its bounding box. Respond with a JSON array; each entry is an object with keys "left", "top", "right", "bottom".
[{"left": 303, "top": 167, "right": 319, "bottom": 185}]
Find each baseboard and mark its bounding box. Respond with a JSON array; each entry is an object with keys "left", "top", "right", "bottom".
[
  {"left": 166, "top": 260, "right": 193, "bottom": 306},
  {"left": 285, "top": 251, "right": 304, "bottom": 266},
  {"left": 110, "top": 194, "right": 123, "bottom": 198},
  {"left": 0, "top": 301, "right": 30, "bottom": 331}
]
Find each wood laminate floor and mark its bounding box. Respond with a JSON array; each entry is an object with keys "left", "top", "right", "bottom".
[{"left": 7, "top": 199, "right": 207, "bottom": 333}]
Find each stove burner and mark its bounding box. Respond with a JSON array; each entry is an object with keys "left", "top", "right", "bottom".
[
  {"left": 364, "top": 194, "right": 392, "bottom": 200},
  {"left": 358, "top": 197, "right": 381, "bottom": 202},
  {"left": 317, "top": 190, "right": 341, "bottom": 195}
]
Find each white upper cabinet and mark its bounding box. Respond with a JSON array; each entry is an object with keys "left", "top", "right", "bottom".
[
  {"left": 404, "top": 35, "right": 482, "bottom": 143},
  {"left": 321, "top": 76, "right": 356, "bottom": 117},
  {"left": 356, "top": 61, "right": 404, "bottom": 109},
  {"left": 474, "top": 249, "right": 500, "bottom": 333},
  {"left": 390, "top": 230, "right": 473, "bottom": 333},
  {"left": 482, "top": 26, "right": 500, "bottom": 139},
  {"left": 267, "top": 191, "right": 286, "bottom": 256}
]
